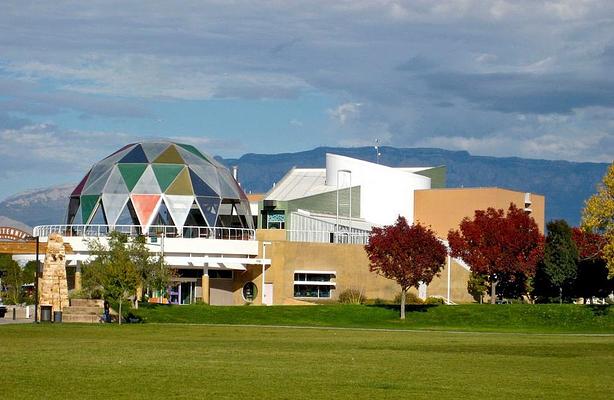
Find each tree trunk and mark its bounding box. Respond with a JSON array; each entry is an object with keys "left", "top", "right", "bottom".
[
  {"left": 400, "top": 288, "right": 406, "bottom": 320},
  {"left": 490, "top": 279, "right": 497, "bottom": 304},
  {"left": 118, "top": 300, "right": 122, "bottom": 325},
  {"left": 559, "top": 286, "right": 563, "bottom": 305}
]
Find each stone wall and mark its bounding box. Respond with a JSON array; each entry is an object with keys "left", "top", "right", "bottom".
[{"left": 38, "top": 233, "right": 69, "bottom": 312}]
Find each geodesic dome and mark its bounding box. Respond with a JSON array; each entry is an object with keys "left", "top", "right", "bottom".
[{"left": 67, "top": 140, "right": 253, "bottom": 230}]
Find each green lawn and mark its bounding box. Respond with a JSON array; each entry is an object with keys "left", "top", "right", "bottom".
[
  {"left": 0, "top": 323, "right": 612, "bottom": 399},
  {"left": 132, "top": 303, "right": 614, "bottom": 333}
]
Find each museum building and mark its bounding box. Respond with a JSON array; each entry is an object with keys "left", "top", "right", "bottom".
[{"left": 31, "top": 140, "right": 545, "bottom": 305}]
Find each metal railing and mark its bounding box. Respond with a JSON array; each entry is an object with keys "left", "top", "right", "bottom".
[
  {"left": 33, "top": 224, "right": 256, "bottom": 241},
  {"left": 287, "top": 230, "right": 370, "bottom": 245}
]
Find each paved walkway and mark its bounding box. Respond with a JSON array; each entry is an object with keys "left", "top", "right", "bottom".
[{"left": 0, "top": 317, "right": 34, "bottom": 325}]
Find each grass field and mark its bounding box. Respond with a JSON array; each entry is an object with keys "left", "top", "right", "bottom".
[
  {"left": 132, "top": 303, "right": 614, "bottom": 333},
  {"left": 0, "top": 323, "right": 613, "bottom": 399}
]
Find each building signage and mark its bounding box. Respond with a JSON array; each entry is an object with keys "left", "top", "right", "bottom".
[{"left": 0, "top": 227, "right": 32, "bottom": 241}]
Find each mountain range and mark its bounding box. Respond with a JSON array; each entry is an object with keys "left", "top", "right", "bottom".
[{"left": 0, "top": 146, "right": 609, "bottom": 228}]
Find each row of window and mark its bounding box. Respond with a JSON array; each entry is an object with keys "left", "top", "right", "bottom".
[{"left": 293, "top": 271, "right": 336, "bottom": 299}]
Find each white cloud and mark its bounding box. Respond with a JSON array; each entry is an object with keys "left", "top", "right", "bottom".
[{"left": 328, "top": 102, "right": 362, "bottom": 125}]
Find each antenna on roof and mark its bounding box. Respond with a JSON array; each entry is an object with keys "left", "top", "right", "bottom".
[{"left": 374, "top": 139, "right": 381, "bottom": 164}]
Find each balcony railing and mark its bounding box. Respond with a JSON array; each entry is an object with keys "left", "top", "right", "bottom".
[
  {"left": 33, "top": 224, "right": 256, "bottom": 241},
  {"left": 287, "top": 230, "right": 370, "bottom": 245}
]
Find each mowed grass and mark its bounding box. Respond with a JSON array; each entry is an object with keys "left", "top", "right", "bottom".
[
  {"left": 1, "top": 323, "right": 613, "bottom": 400},
  {"left": 133, "top": 303, "right": 614, "bottom": 333}
]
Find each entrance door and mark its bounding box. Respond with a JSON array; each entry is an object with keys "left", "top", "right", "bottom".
[
  {"left": 180, "top": 281, "right": 195, "bottom": 304},
  {"left": 263, "top": 283, "right": 273, "bottom": 306}
]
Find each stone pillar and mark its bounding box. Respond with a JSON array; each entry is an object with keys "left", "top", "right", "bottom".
[
  {"left": 202, "top": 267, "right": 210, "bottom": 304},
  {"left": 38, "top": 233, "right": 69, "bottom": 313},
  {"left": 74, "top": 264, "right": 82, "bottom": 291}
]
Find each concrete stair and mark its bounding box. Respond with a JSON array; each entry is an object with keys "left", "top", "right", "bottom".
[{"left": 62, "top": 299, "right": 104, "bottom": 323}]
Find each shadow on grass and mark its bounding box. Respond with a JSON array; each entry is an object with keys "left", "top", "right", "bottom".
[
  {"left": 367, "top": 304, "right": 439, "bottom": 313},
  {"left": 587, "top": 304, "right": 610, "bottom": 316}
]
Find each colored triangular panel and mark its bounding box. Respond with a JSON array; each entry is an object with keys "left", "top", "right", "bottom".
[
  {"left": 188, "top": 168, "right": 218, "bottom": 196},
  {"left": 163, "top": 195, "right": 195, "bottom": 231},
  {"left": 196, "top": 196, "right": 221, "bottom": 227},
  {"left": 67, "top": 196, "right": 80, "bottom": 224},
  {"left": 152, "top": 164, "right": 184, "bottom": 192},
  {"left": 118, "top": 164, "right": 148, "bottom": 191},
  {"left": 119, "top": 144, "right": 148, "bottom": 163},
  {"left": 186, "top": 163, "right": 221, "bottom": 194},
  {"left": 105, "top": 166, "right": 129, "bottom": 194},
  {"left": 166, "top": 167, "right": 193, "bottom": 195},
  {"left": 102, "top": 193, "right": 129, "bottom": 226},
  {"left": 80, "top": 195, "right": 100, "bottom": 224},
  {"left": 177, "top": 143, "right": 207, "bottom": 160},
  {"left": 141, "top": 142, "right": 171, "bottom": 162},
  {"left": 131, "top": 194, "right": 162, "bottom": 229},
  {"left": 72, "top": 171, "right": 90, "bottom": 196},
  {"left": 153, "top": 144, "right": 185, "bottom": 164},
  {"left": 151, "top": 201, "right": 175, "bottom": 226},
  {"left": 132, "top": 165, "right": 161, "bottom": 194},
  {"left": 82, "top": 168, "right": 112, "bottom": 195}
]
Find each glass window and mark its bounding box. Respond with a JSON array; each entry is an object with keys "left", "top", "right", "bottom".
[
  {"left": 242, "top": 282, "right": 257, "bottom": 302},
  {"left": 294, "top": 273, "right": 335, "bottom": 282},
  {"left": 293, "top": 285, "right": 332, "bottom": 298}
]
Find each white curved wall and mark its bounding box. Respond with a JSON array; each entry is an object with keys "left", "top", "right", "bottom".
[{"left": 325, "top": 153, "right": 431, "bottom": 225}]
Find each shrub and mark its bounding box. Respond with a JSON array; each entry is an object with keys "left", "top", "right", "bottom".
[
  {"left": 393, "top": 291, "right": 423, "bottom": 305},
  {"left": 338, "top": 288, "right": 366, "bottom": 304},
  {"left": 424, "top": 296, "right": 445, "bottom": 305}
]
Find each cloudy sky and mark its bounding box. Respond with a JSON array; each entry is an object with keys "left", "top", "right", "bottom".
[{"left": 1, "top": 1, "right": 613, "bottom": 198}]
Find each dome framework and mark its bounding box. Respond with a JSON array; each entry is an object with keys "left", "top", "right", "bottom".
[{"left": 67, "top": 141, "right": 253, "bottom": 233}]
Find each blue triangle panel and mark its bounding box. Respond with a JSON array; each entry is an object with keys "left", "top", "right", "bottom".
[
  {"left": 119, "top": 144, "right": 148, "bottom": 163},
  {"left": 189, "top": 168, "right": 218, "bottom": 197}
]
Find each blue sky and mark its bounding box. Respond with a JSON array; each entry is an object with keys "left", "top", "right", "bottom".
[{"left": 0, "top": 1, "right": 613, "bottom": 199}]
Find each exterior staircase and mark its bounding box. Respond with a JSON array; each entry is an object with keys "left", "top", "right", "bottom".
[{"left": 62, "top": 299, "right": 104, "bottom": 323}]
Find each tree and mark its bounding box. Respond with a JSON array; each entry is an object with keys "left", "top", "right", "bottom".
[
  {"left": 581, "top": 162, "right": 614, "bottom": 276},
  {"left": 0, "top": 254, "right": 23, "bottom": 304},
  {"left": 448, "top": 204, "right": 544, "bottom": 304},
  {"left": 83, "top": 231, "right": 140, "bottom": 324},
  {"left": 542, "top": 220, "right": 578, "bottom": 304},
  {"left": 572, "top": 228, "right": 612, "bottom": 303},
  {"left": 467, "top": 272, "right": 488, "bottom": 303},
  {"left": 365, "top": 217, "right": 447, "bottom": 319},
  {"left": 125, "top": 235, "right": 174, "bottom": 307}
]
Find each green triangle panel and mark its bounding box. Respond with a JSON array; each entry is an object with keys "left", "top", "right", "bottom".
[
  {"left": 177, "top": 143, "right": 207, "bottom": 160},
  {"left": 118, "top": 164, "right": 148, "bottom": 191},
  {"left": 166, "top": 167, "right": 194, "bottom": 195},
  {"left": 153, "top": 145, "right": 185, "bottom": 164},
  {"left": 80, "top": 195, "right": 100, "bottom": 224},
  {"left": 152, "top": 164, "right": 184, "bottom": 192}
]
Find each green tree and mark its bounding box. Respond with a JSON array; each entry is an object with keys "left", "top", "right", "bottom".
[
  {"left": 128, "top": 235, "right": 174, "bottom": 304},
  {"left": 542, "top": 220, "right": 578, "bottom": 304},
  {"left": 83, "top": 231, "right": 140, "bottom": 324},
  {"left": 0, "top": 254, "right": 23, "bottom": 304},
  {"left": 581, "top": 162, "right": 614, "bottom": 276},
  {"left": 467, "top": 272, "right": 488, "bottom": 303}
]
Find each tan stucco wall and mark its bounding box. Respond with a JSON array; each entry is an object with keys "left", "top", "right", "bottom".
[
  {"left": 414, "top": 187, "right": 545, "bottom": 238},
  {"left": 251, "top": 238, "right": 474, "bottom": 304}
]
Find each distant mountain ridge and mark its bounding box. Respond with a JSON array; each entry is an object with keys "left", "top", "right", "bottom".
[{"left": 0, "top": 147, "right": 609, "bottom": 228}]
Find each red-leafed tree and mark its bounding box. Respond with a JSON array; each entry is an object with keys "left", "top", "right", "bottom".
[
  {"left": 447, "top": 204, "right": 544, "bottom": 304},
  {"left": 365, "top": 216, "right": 447, "bottom": 319},
  {"left": 572, "top": 228, "right": 606, "bottom": 261}
]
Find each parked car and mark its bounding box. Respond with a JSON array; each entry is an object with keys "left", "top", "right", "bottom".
[{"left": 0, "top": 299, "right": 6, "bottom": 318}]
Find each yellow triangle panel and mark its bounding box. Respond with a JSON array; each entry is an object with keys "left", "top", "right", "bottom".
[
  {"left": 153, "top": 145, "right": 185, "bottom": 164},
  {"left": 166, "top": 167, "right": 194, "bottom": 195}
]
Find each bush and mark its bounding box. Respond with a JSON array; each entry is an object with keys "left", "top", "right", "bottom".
[
  {"left": 338, "top": 288, "right": 366, "bottom": 304},
  {"left": 393, "top": 291, "right": 423, "bottom": 305},
  {"left": 424, "top": 296, "right": 445, "bottom": 305}
]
